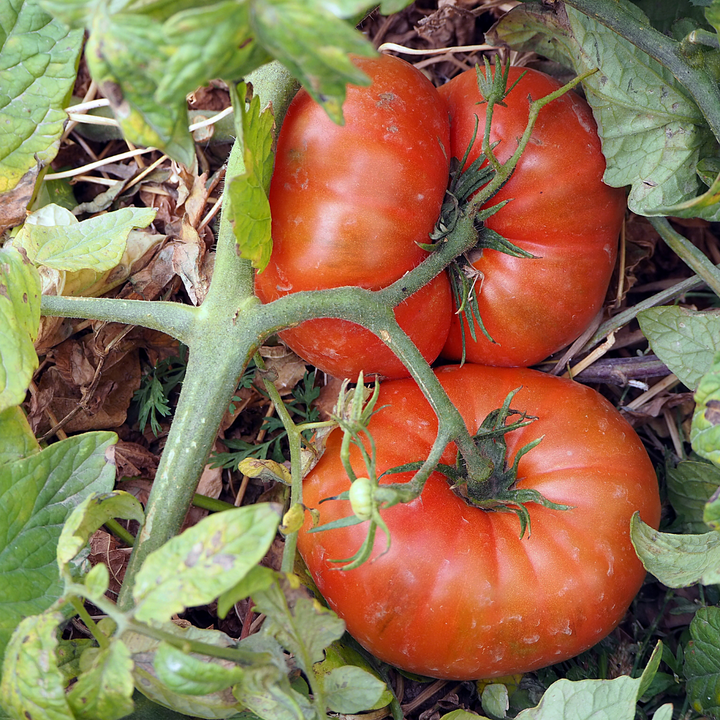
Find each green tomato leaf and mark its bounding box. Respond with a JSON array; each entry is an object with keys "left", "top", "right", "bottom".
[
  {"left": 84, "top": 10, "right": 196, "bottom": 167},
  {"left": 322, "top": 665, "right": 386, "bottom": 714},
  {"left": 630, "top": 512, "right": 720, "bottom": 586},
  {"left": 153, "top": 642, "right": 245, "bottom": 696},
  {"left": 217, "top": 564, "right": 276, "bottom": 620},
  {"left": 685, "top": 606, "right": 720, "bottom": 718},
  {"left": 482, "top": 683, "right": 509, "bottom": 718},
  {"left": 638, "top": 306, "right": 720, "bottom": 389},
  {"left": 313, "top": 640, "right": 393, "bottom": 711},
  {"left": 248, "top": 0, "right": 375, "bottom": 124},
  {"left": 691, "top": 352, "right": 720, "bottom": 465},
  {"left": 513, "top": 652, "right": 659, "bottom": 720},
  {"left": 487, "top": 0, "right": 716, "bottom": 219},
  {"left": 0, "top": 406, "right": 40, "bottom": 467},
  {"left": 0, "top": 245, "right": 41, "bottom": 414},
  {"left": 132, "top": 503, "right": 280, "bottom": 625},
  {"left": 0, "top": 611, "right": 73, "bottom": 720},
  {"left": 0, "top": 0, "right": 83, "bottom": 195},
  {"left": 67, "top": 640, "right": 135, "bottom": 720},
  {"left": 232, "top": 635, "right": 315, "bottom": 720},
  {"left": 0, "top": 431, "right": 116, "bottom": 663},
  {"left": 157, "top": 3, "right": 270, "bottom": 106},
  {"left": 226, "top": 87, "right": 275, "bottom": 271},
  {"left": 129, "top": 624, "right": 252, "bottom": 719},
  {"left": 251, "top": 575, "right": 345, "bottom": 675},
  {"left": 666, "top": 457, "right": 720, "bottom": 533},
  {"left": 57, "top": 490, "right": 144, "bottom": 576},
  {"left": 24, "top": 206, "right": 157, "bottom": 272}
]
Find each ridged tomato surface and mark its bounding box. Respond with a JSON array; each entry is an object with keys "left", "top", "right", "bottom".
[
  {"left": 255, "top": 54, "right": 452, "bottom": 379},
  {"left": 298, "top": 365, "right": 661, "bottom": 680},
  {"left": 439, "top": 67, "right": 626, "bottom": 367}
]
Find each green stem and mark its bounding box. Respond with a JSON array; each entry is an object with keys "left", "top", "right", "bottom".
[
  {"left": 105, "top": 518, "right": 135, "bottom": 547},
  {"left": 563, "top": 0, "right": 720, "bottom": 144},
  {"left": 583, "top": 271, "right": 714, "bottom": 353},
  {"left": 648, "top": 216, "right": 720, "bottom": 297},
  {"left": 70, "top": 596, "right": 110, "bottom": 650},
  {"left": 41, "top": 296, "right": 196, "bottom": 346},
  {"left": 258, "top": 364, "right": 303, "bottom": 574}
]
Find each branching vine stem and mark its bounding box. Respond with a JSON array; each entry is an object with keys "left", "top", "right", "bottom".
[{"left": 38, "top": 61, "right": 594, "bottom": 608}]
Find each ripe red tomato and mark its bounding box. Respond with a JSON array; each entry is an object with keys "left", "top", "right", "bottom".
[
  {"left": 298, "top": 365, "right": 660, "bottom": 680},
  {"left": 439, "top": 66, "right": 626, "bottom": 367},
  {"left": 255, "top": 54, "right": 452, "bottom": 379}
]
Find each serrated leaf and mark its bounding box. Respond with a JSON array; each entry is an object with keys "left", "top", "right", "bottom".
[
  {"left": 25, "top": 206, "right": 157, "bottom": 272},
  {"left": 132, "top": 504, "right": 280, "bottom": 625},
  {"left": 691, "top": 352, "right": 720, "bottom": 465},
  {"left": 0, "top": 245, "right": 41, "bottom": 413},
  {"left": 631, "top": 512, "right": 720, "bottom": 586},
  {"left": 248, "top": 0, "right": 375, "bottom": 123},
  {"left": 0, "top": 406, "right": 40, "bottom": 466},
  {"left": 638, "top": 306, "right": 720, "bottom": 389},
  {"left": 666, "top": 458, "right": 720, "bottom": 532},
  {"left": 153, "top": 642, "right": 245, "bottom": 696},
  {"left": 323, "top": 665, "right": 386, "bottom": 714},
  {"left": 487, "top": 0, "right": 717, "bottom": 219},
  {"left": 57, "top": 490, "right": 144, "bottom": 575},
  {"left": 0, "top": 611, "right": 73, "bottom": 720},
  {"left": 685, "top": 606, "right": 720, "bottom": 718},
  {"left": 251, "top": 575, "right": 345, "bottom": 675},
  {"left": 0, "top": 0, "right": 83, "bottom": 194},
  {"left": 67, "top": 640, "right": 135, "bottom": 720},
  {"left": 0, "top": 431, "right": 116, "bottom": 662}
]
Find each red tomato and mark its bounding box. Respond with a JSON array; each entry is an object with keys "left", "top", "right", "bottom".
[
  {"left": 439, "top": 66, "right": 626, "bottom": 367},
  {"left": 298, "top": 365, "right": 660, "bottom": 680},
  {"left": 255, "top": 54, "right": 452, "bottom": 379}
]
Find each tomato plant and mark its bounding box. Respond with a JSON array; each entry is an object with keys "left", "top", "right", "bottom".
[
  {"left": 439, "top": 66, "right": 627, "bottom": 367},
  {"left": 298, "top": 364, "right": 661, "bottom": 680},
  {"left": 255, "top": 53, "right": 452, "bottom": 379}
]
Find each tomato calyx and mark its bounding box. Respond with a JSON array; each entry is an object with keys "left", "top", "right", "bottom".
[{"left": 453, "top": 388, "right": 572, "bottom": 537}]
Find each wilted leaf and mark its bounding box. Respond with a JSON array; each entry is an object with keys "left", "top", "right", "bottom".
[
  {"left": 631, "top": 512, "right": 720, "bottom": 587},
  {"left": 22, "top": 206, "right": 158, "bottom": 272},
  {"left": 0, "top": 0, "right": 83, "bottom": 193},
  {"left": 67, "top": 640, "right": 135, "bottom": 720},
  {"left": 638, "top": 307, "right": 720, "bottom": 389},
  {"left": 0, "top": 245, "right": 41, "bottom": 413},
  {"left": 691, "top": 352, "right": 720, "bottom": 466},
  {"left": 0, "top": 432, "right": 116, "bottom": 662},
  {"left": 132, "top": 504, "right": 280, "bottom": 625},
  {"left": 0, "top": 611, "right": 73, "bottom": 720},
  {"left": 685, "top": 606, "right": 720, "bottom": 718},
  {"left": 487, "top": 0, "right": 717, "bottom": 219}
]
